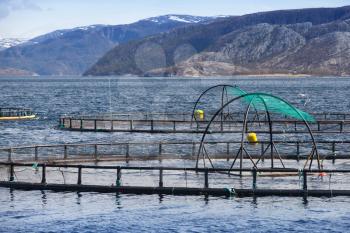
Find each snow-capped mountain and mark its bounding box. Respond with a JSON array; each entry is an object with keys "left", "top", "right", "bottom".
[
  {"left": 85, "top": 6, "right": 350, "bottom": 77},
  {"left": 0, "top": 15, "right": 216, "bottom": 75},
  {"left": 145, "top": 14, "right": 216, "bottom": 24},
  {"left": 28, "top": 25, "right": 106, "bottom": 44},
  {"left": 0, "top": 38, "right": 28, "bottom": 50},
  {"left": 28, "top": 15, "right": 214, "bottom": 45}
]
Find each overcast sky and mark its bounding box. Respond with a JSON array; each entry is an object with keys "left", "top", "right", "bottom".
[{"left": 1, "top": 0, "right": 350, "bottom": 38}]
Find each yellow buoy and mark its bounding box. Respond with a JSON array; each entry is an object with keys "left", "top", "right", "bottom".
[
  {"left": 247, "top": 132, "right": 258, "bottom": 144},
  {"left": 195, "top": 109, "right": 204, "bottom": 120}
]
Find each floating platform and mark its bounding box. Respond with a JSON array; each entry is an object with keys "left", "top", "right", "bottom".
[
  {"left": 0, "top": 108, "right": 36, "bottom": 120},
  {"left": 2, "top": 182, "right": 350, "bottom": 198},
  {"left": 1, "top": 163, "right": 350, "bottom": 197},
  {"left": 58, "top": 112, "right": 350, "bottom": 134},
  {"left": 0, "top": 140, "right": 349, "bottom": 163}
]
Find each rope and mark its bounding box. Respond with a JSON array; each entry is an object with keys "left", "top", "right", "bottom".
[{"left": 58, "top": 168, "right": 66, "bottom": 184}]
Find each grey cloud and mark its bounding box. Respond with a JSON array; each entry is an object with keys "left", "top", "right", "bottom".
[
  {"left": 0, "top": 0, "right": 10, "bottom": 19},
  {"left": 0, "top": 6, "right": 10, "bottom": 19},
  {"left": 10, "top": 0, "right": 42, "bottom": 11},
  {"left": 0, "top": 0, "right": 42, "bottom": 20}
]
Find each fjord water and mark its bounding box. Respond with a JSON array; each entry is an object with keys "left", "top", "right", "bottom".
[
  {"left": 1, "top": 75, "right": 350, "bottom": 146},
  {"left": 1, "top": 76, "right": 350, "bottom": 232}
]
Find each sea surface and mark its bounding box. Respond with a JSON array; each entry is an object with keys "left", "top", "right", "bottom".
[{"left": 0, "top": 76, "right": 350, "bottom": 232}]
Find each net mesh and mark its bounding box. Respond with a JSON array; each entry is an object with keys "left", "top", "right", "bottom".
[{"left": 227, "top": 87, "right": 315, "bottom": 123}]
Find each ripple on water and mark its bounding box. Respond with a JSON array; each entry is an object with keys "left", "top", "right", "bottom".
[{"left": 1, "top": 76, "right": 350, "bottom": 232}]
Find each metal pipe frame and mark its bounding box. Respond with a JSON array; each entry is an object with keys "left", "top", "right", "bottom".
[
  {"left": 191, "top": 85, "right": 238, "bottom": 126},
  {"left": 196, "top": 93, "right": 321, "bottom": 171}
]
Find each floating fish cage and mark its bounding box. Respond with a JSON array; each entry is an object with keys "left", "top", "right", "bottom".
[
  {"left": 3, "top": 84, "right": 350, "bottom": 197},
  {"left": 1, "top": 162, "right": 350, "bottom": 197},
  {"left": 58, "top": 113, "right": 350, "bottom": 133},
  {"left": 50, "top": 85, "right": 350, "bottom": 172},
  {"left": 0, "top": 108, "right": 36, "bottom": 120},
  {"left": 54, "top": 86, "right": 350, "bottom": 177},
  {"left": 57, "top": 84, "right": 350, "bottom": 133}
]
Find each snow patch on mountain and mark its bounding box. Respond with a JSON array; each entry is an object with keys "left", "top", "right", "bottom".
[
  {"left": 145, "top": 15, "right": 216, "bottom": 24},
  {"left": 169, "top": 15, "right": 194, "bottom": 23},
  {"left": 0, "top": 38, "right": 28, "bottom": 50},
  {"left": 76, "top": 25, "right": 105, "bottom": 31}
]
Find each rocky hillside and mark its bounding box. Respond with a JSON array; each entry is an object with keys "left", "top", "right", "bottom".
[
  {"left": 0, "top": 15, "right": 215, "bottom": 75},
  {"left": 0, "top": 68, "right": 36, "bottom": 76},
  {"left": 85, "top": 6, "right": 350, "bottom": 76}
]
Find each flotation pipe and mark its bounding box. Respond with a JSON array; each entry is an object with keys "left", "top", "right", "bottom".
[{"left": 0, "top": 115, "right": 36, "bottom": 120}]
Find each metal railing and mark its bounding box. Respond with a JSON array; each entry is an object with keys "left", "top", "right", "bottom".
[
  {"left": 1, "top": 162, "right": 350, "bottom": 196},
  {"left": 0, "top": 107, "right": 34, "bottom": 118},
  {"left": 1, "top": 140, "right": 349, "bottom": 163},
  {"left": 60, "top": 112, "right": 350, "bottom": 121},
  {"left": 58, "top": 116, "right": 350, "bottom": 134}
]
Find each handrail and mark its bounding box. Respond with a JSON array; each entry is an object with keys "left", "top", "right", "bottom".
[
  {"left": 58, "top": 116, "right": 350, "bottom": 134},
  {"left": 59, "top": 111, "right": 350, "bottom": 120},
  {"left": 60, "top": 118, "right": 350, "bottom": 124},
  {"left": 1, "top": 140, "right": 350, "bottom": 151},
  {"left": 2, "top": 162, "right": 350, "bottom": 173},
  {"left": 0, "top": 107, "right": 35, "bottom": 118},
  {"left": 2, "top": 162, "right": 350, "bottom": 196}
]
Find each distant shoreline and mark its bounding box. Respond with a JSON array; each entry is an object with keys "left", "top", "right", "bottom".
[
  {"left": 1, "top": 73, "right": 350, "bottom": 78},
  {"left": 242, "top": 74, "right": 312, "bottom": 77}
]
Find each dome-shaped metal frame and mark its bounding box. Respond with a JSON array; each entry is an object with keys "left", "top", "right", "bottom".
[
  {"left": 195, "top": 93, "right": 321, "bottom": 174},
  {"left": 191, "top": 84, "right": 261, "bottom": 130}
]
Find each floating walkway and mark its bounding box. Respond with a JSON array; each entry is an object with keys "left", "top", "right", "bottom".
[
  {"left": 2, "top": 182, "right": 350, "bottom": 198},
  {"left": 1, "top": 163, "right": 350, "bottom": 197},
  {"left": 0, "top": 108, "right": 36, "bottom": 120},
  {"left": 58, "top": 112, "right": 350, "bottom": 134},
  {"left": 0, "top": 140, "right": 349, "bottom": 163}
]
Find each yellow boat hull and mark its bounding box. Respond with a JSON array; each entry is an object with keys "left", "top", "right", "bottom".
[{"left": 0, "top": 115, "right": 36, "bottom": 120}]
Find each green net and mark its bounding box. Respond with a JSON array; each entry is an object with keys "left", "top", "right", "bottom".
[
  {"left": 227, "top": 86, "right": 248, "bottom": 96},
  {"left": 227, "top": 87, "right": 315, "bottom": 123}
]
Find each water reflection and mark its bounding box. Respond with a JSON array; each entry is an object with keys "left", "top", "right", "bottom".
[
  {"left": 10, "top": 188, "right": 15, "bottom": 202},
  {"left": 251, "top": 196, "right": 258, "bottom": 207},
  {"left": 76, "top": 192, "right": 82, "bottom": 205},
  {"left": 204, "top": 195, "right": 209, "bottom": 204},
  {"left": 302, "top": 195, "right": 308, "bottom": 206},
  {"left": 41, "top": 190, "right": 47, "bottom": 205},
  {"left": 158, "top": 194, "right": 164, "bottom": 203},
  {"left": 115, "top": 193, "right": 122, "bottom": 209}
]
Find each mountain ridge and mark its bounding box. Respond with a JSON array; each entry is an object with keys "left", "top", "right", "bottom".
[
  {"left": 0, "top": 15, "right": 216, "bottom": 75},
  {"left": 0, "top": 38, "right": 28, "bottom": 51},
  {"left": 85, "top": 6, "right": 350, "bottom": 77}
]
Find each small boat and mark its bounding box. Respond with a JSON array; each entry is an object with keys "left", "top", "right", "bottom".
[{"left": 0, "top": 107, "right": 36, "bottom": 120}]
